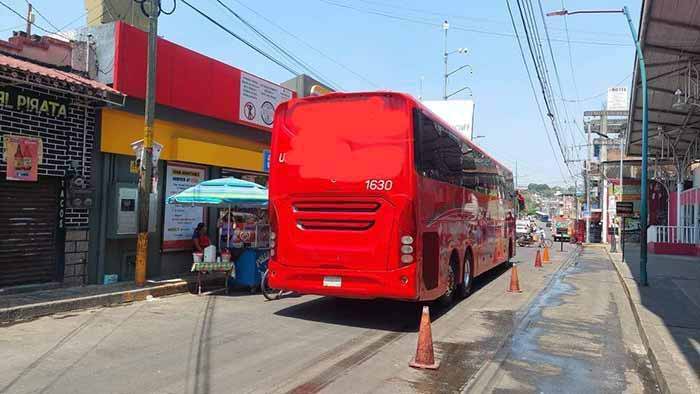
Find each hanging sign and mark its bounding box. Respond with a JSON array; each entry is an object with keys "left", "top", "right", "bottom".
[
  {"left": 0, "top": 86, "right": 69, "bottom": 118},
  {"left": 3, "top": 135, "right": 42, "bottom": 181},
  {"left": 162, "top": 163, "right": 206, "bottom": 251},
  {"left": 616, "top": 201, "right": 634, "bottom": 217},
  {"left": 239, "top": 72, "right": 293, "bottom": 128}
]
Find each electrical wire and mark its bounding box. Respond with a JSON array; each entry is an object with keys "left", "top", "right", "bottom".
[
  {"left": 213, "top": 0, "right": 341, "bottom": 90},
  {"left": 560, "top": 0, "right": 585, "bottom": 142},
  {"left": 516, "top": 0, "right": 571, "bottom": 176},
  {"left": 346, "top": 0, "right": 630, "bottom": 39},
  {"left": 536, "top": 0, "right": 581, "bottom": 158},
  {"left": 179, "top": 0, "right": 301, "bottom": 76},
  {"left": 505, "top": 0, "right": 569, "bottom": 184},
  {"left": 231, "top": 0, "right": 379, "bottom": 88},
  {"left": 318, "top": 0, "right": 632, "bottom": 48}
]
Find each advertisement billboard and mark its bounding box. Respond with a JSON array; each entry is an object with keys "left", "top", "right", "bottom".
[
  {"left": 162, "top": 163, "right": 206, "bottom": 251},
  {"left": 607, "top": 87, "right": 628, "bottom": 111},
  {"left": 423, "top": 100, "right": 475, "bottom": 140}
]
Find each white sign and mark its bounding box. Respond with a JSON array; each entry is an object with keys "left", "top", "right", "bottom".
[
  {"left": 607, "top": 87, "right": 628, "bottom": 111},
  {"left": 162, "top": 164, "right": 206, "bottom": 250},
  {"left": 239, "top": 72, "right": 293, "bottom": 128},
  {"left": 422, "top": 100, "right": 475, "bottom": 140},
  {"left": 130, "top": 139, "right": 163, "bottom": 165}
]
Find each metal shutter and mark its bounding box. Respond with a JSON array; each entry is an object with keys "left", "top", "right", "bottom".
[{"left": 0, "top": 176, "right": 59, "bottom": 287}]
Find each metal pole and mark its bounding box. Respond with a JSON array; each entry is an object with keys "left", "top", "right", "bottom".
[
  {"left": 586, "top": 121, "right": 592, "bottom": 243},
  {"left": 443, "top": 20, "right": 448, "bottom": 100},
  {"left": 619, "top": 129, "right": 624, "bottom": 249},
  {"left": 25, "top": 3, "right": 32, "bottom": 36},
  {"left": 624, "top": 6, "right": 648, "bottom": 286},
  {"left": 135, "top": 0, "right": 159, "bottom": 286}
]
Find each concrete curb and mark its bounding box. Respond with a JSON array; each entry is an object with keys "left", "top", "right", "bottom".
[
  {"left": 605, "top": 247, "right": 671, "bottom": 394},
  {"left": 0, "top": 281, "right": 190, "bottom": 325}
]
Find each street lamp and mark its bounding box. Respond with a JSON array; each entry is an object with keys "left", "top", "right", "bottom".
[
  {"left": 443, "top": 20, "right": 471, "bottom": 100},
  {"left": 548, "top": 6, "right": 649, "bottom": 286}
]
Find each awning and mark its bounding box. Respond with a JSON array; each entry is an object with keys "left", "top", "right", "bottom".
[
  {"left": 0, "top": 54, "right": 125, "bottom": 106},
  {"left": 627, "top": 0, "right": 700, "bottom": 163},
  {"left": 166, "top": 177, "right": 268, "bottom": 208}
]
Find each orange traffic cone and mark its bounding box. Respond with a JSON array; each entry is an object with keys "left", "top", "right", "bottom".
[
  {"left": 542, "top": 246, "right": 550, "bottom": 263},
  {"left": 508, "top": 264, "right": 522, "bottom": 293},
  {"left": 409, "top": 306, "right": 439, "bottom": 370},
  {"left": 534, "top": 249, "right": 543, "bottom": 268}
]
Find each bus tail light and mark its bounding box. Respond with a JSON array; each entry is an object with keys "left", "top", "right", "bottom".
[
  {"left": 398, "top": 201, "right": 416, "bottom": 266},
  {"left": 270, "top": 205, "right": 278, "bottom": 257}
]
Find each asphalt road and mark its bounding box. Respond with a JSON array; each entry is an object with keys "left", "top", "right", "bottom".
[{"left": 0, "top": 244, "right": 657, "bottom": 394}]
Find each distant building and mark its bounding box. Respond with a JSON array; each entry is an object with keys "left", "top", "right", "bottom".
[{"left": 282, "top": 74, "right": 334, "bottom": 98}]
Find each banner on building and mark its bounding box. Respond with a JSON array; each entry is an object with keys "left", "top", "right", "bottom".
[
  {"left": 3, "top": 135, "right": 42, "bottom": 181},
  {"left": 239, "top": 72, "right": 293, "bottom": 129},
  {"left": 162, "top": 163, "right": 206, "bottom": 251}
]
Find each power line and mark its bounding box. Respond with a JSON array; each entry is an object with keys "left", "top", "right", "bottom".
[
  {"left": 231, "top": 0, "right": 379, "bottom": 88},
  {"left": 347, "top": 0, "right": 630, "bottom": 39},
  {"left": 536, "top": 0, "right": 582, "bottom": 157},
  {"left": 560, "top": 73, "right": 632, "bottom": 103},
  {"left": 515, "top": 0, "right": 571, "bottom": 177},
  {"left": 214, "top": 0, "right": 341, "bottom": 90},
  {"left": 505, "top": 0, "right": 569, "bottom": 184},
  {"left": 318, "top": 0, "right": 632, "bottom": 48},
  {"left": 179, "top": 0, "right": 301, "bottom": 76},
  {"left": 560, "top": 0, "right": 585, "bottom": 143}
]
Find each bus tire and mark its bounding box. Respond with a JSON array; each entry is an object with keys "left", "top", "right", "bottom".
[
  {"left": 457, "top": 253, "right": 473, "bottom": 299},
  {"left": 438, "top": 254, "right": 458, "bottom": 306}
]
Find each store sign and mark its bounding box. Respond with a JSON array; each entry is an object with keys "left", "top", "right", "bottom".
[
  {"left": 3, "top": 135, "right": 42, "bottom": 181},
  {"left": 262, "top": 149, "right": 271, "bottom": 172},
  {"left": 239, "top": 72, "right": 293, "bottom": 128},
  {"left": 0, "top": 86, "right": 69, "bottom": 118},
  {"left": 616, "top": 201, "right": 634, "bottom": 217},
  {"left": 163, "top": 164, "right": 206, "bottom": 250}
]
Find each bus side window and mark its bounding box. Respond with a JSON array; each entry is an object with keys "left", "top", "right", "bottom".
[{"left": 415, "top": 113, "right": 462, "bottom": 185}]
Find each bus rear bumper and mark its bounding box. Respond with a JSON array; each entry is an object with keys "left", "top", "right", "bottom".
[{"left": 267, "top": 261, "right": 418, "bottom": 300}]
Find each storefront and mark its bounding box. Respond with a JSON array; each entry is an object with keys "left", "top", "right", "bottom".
[
  {"left": 0, "top": 54, "right": 124, "bottom": 288},
  {"left": 90, "top": 22, "right": 290, "bottom": 283}
]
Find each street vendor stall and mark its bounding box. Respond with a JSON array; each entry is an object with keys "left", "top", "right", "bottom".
[{"left": 166, "top": 177, "right": 269, "bottom": 294}]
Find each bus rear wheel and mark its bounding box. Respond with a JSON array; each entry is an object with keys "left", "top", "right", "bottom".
[
  {"left": 457, "top": 254, "right": 473, "bottom": 299},
  {"left": 438, "top": 256, "right": 458, "bottom": 306}
]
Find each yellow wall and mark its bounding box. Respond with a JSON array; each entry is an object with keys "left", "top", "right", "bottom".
[{"left": 100, "top": 109, "right": 267, "bottom": 172}]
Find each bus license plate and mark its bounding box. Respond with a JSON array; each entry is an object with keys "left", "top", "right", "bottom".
[{"left": 323, "top": 276, "right": 342, "bottom": 287}]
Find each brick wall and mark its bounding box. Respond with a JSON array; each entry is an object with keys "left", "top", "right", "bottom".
[{"left": 0, "top": 67, "right": 98, "bottom": 285}]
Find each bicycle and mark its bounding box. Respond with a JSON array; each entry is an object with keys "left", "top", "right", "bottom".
[{"left": 257, "top": 254, "right": 292, "bottom": 301}]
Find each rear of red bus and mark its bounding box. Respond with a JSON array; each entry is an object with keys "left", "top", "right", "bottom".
[{"left": 267, "top": 92, "right": 420, "bottom": 300}]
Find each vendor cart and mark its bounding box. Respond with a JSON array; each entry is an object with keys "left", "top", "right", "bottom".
[{"left": 166, "top": 177, "right": 269, "bottom": 294}]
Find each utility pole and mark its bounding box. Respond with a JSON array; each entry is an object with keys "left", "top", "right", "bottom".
[
  {"left": 586, "top": 120, "right": 592, "bottom": 244},
  {"left": 442, "top": 20, "right": 449, "bottom": 100},
  {"left": 25, "top": 3, "right": 32, "bottom": 36},
  {"left": 135, "top": 0, "right": 159, "bottom": 286}
]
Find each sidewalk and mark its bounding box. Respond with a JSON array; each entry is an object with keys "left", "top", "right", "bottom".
[
  {"left": 0, "top": 274, "right": 228, "bottom": 325},
  {"left": 467, "top": 244, "right": 658, "bottom": 393},
  {"left": 608, "top": 243, "right": 700, "bottom": 394}
]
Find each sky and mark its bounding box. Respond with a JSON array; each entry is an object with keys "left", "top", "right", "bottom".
[{"left": 0, "top": 0, "right": 642, "bottom": 187}]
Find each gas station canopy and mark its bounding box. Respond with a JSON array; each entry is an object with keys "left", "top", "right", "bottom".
[{"left": 627, "top": 0, "right": 700, "bottom": 163}]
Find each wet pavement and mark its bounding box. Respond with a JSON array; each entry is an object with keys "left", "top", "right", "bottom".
[
  {"left": 467, "top": 246, "right": 659, "bottom": 393},
  {"left": 0, "top": 244, "right": 658, "bottom": 394}
]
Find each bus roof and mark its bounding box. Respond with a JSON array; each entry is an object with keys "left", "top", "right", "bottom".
[{"left": 287, "top": 91, "right": 513, "bottom": 177}]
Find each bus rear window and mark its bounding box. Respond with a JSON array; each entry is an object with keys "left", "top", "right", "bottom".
[{"left": 280, "top": 95, "right": 411, "bottom": 182}]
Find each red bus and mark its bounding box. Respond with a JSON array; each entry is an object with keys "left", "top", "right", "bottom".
[{"left": 268, "top": 92, "right": 515, "bottom": 302}]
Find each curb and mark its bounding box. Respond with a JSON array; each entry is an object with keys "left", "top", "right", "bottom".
[
  {"left": 605, "top": 247, "right": 671, "bottom": 394},
  {"left": 0, "top": 281, "right": 190, "bottom": 325}
]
